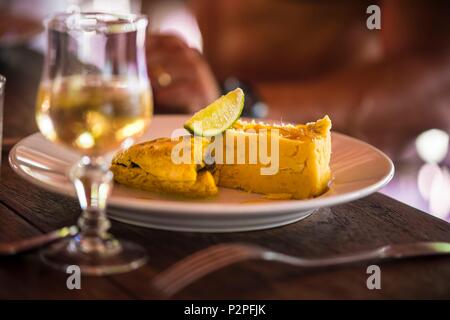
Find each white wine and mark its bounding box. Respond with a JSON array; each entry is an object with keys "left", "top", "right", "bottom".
[{"left": 36, "top": 75, "right": 153, "bottom": 155}]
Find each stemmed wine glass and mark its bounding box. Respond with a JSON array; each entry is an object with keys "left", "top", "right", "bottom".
[{"left": 35, "top": 12, "right": 153, "bottom": 275}]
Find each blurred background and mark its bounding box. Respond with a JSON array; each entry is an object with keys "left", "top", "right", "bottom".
[{"left": 0, "top": 0, "right": 449, "bottom": 221}]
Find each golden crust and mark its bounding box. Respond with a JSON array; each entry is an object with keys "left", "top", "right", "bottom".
[
  {"left": 111, "top": 137, "right": 218, "bottom": 198},
  {"left": 215, "top": 116, "right": 332, "bottom": 199}
]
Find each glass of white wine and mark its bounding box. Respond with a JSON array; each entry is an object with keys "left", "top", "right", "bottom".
[{"left": 36, "top": 12, "right": 153, "bottom": 275}]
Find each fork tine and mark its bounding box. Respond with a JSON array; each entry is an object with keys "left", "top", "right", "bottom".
[
  {"left": 156, "top": 244, "right": 253, "bottom": 279},
  {"left": 156, "top": 254, "right": 237, "bottom": 297},
  {"left": 155, "top": 245, "right": 236, "bottom": 281},
  {"left": 153, "top": 245, "right": 236, "bottom": 289},
  {"left": 153, "top": 245, "right": 256, "bottom": 297},
  {"left": 155, "top": 250, "right": 250, "bottom": 297},
  {"left": 159, "top": 244, "right": 259, "bottom": 286}
]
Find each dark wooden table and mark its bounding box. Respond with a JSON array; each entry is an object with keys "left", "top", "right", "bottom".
[{"left": 1, "top": 47, "right": 450, "bottom": 299}]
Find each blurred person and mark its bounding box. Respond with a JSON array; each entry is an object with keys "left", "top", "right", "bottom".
[
  {"left": 1, "top": 0, "right": 450, "bottom": 157},
  {"left": 144, "top": 0, "right": 450, "bottom": 157}
]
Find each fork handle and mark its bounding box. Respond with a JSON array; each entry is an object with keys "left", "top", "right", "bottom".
[
  {"left": 0, "top": 226, "right": 78, "bottom": 255},
  {"left": 266, "top": 242, "right": 450, "bottom": 267}
]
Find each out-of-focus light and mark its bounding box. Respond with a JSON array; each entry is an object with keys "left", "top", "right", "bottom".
[
  {"left": 75, "top": 132, "right": 95, "bottom": 149},
  {"left": 415, "top": 129, "right": 449, "bottom": 163},
  {"left": 417, "top": 163, "right": 441, "bottom": 200},
  {"left": 98, "top": 183, "right": 111, "bottom": 207},
  {"left": 417, "top": 163, "right": 450, "bottom": 220},
  {"left": 36, "top": 112, "right": 57, "bottom": 142},
  {"left": 115, "top": 119, "right": 146, "bottom": 141},
  {"left": 86, "top": 111, "right": 107, "bottom": 138},
  {"left": 121, "top": 137, "right": 135, "bottom": 150},
  {"left": 429, "top": 167, "right": 450, "bottom": 220}
]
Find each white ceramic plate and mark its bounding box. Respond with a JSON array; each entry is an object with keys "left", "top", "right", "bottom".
[{"left": 9, "top": 115, "right": 394, "bottom": 232}]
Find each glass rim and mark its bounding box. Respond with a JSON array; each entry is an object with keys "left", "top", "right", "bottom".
[{"left": 44, "top": 12, "right": 148, "bottom": 34}]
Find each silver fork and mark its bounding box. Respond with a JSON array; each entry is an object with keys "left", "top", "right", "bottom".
[{"left": 152, "top": 241, "right": 450, "bottom": 298}]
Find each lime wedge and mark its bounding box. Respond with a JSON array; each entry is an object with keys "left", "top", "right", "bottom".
[{"left": 184, "top": 88, "right": 244, "bottom": 137}]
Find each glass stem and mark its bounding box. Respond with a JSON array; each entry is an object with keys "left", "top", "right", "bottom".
[{"left": 71, "top": 156, "right": 119, "bottom": 255}]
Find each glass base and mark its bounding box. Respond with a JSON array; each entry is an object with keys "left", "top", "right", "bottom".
[{"left": 40, "top": 237, "right": 148, "bottom": 276}]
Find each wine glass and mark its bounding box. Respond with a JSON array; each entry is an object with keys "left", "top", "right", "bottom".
[{"left": 35, "top": 12, "right": 153, "bottom": 275}]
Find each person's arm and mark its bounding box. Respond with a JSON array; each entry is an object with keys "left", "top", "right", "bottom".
[{"left": 147, "top": 34, "right": 220, "bottom": 114}]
